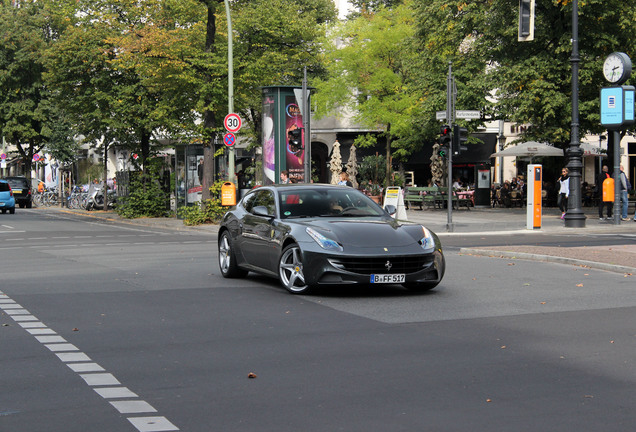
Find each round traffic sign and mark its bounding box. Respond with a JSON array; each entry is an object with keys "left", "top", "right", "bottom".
[
  {"left": 224, "top": 132, "right": 236, "bottom": 147},
  {"left": 0, "top": 153, "right": 6, "bottom": 160},
  {"left": 33, "top": 154, "right": 40, "bottom": 161},
  {"left": 224, "top": 113, "right": 242, "bottom": 133}
]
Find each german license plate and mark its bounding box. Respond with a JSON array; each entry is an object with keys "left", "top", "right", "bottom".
[{"left": 370, "top": 274, "right": 405, "bottom": 284}]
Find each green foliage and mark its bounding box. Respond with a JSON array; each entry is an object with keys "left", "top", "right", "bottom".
[
  {"left": 177, "top": 180, "right": 227, "bottom": 225},
  {"left": 358, "top": 154, "right": 387, "bottom": 187},
  {"left": 414, "top": 0, "right": 636, "bottom": 146},
  {"left": 116, "top": 167, "right": 169, "bottom": 219}
]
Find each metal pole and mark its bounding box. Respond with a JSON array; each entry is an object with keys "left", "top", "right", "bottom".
[
  {"left": 446, "top": 62, "right": 454, "bottom": 232},
  {"left": 302, "top": 67, "right": 310, "bottom": 183},
  {"left": 612, "top": 130, "right": 621, "bottom": 224},
  {"left": 564, "top": 0, "right": 585, "bottom": 228},
  {"left": 224, "top": 0, "right": 235, "bottom": 184}
]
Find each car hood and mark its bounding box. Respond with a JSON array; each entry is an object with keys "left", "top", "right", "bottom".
[{"left": 295, "top": 218, "right": 423, "bottom": 248}]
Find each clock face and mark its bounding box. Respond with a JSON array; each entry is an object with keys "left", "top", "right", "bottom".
[{"left": 603, "top": 52, "right": 632, "bottom": 84}]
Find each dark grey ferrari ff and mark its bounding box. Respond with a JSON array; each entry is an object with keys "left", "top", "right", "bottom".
[{"left": 218, "top": 184, "right": 445, "bottom": 294}]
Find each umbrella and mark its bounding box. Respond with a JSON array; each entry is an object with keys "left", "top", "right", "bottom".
[
  {"left": 490, "top": 141, "right": 564, "bottom": 158},
  {"left": 329, "top": 140, "right": 342, "bottom": 185}
]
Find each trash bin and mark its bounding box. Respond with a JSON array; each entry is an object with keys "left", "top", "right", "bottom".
[{"left": 221, "top": 182, "right": 237, "bottom": 206}]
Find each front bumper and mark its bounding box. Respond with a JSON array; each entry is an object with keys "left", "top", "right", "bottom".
[{"left": 301, "top": 248, "right": 445, "bottom": 286}]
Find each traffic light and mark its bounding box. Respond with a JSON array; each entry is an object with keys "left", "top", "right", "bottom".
[
  {"left": 288, "top": 128, "right": 303, "bottom": 154},
  {"left": 518, "top": 0, "right": 534, "bottom": 41},
  {"left": 439, "top": 124, "right": 451, "bottom": 145},
  {"left": 438, "top": 146, "right": 449, "bottom": 159},
  {"left": 452, "top": 124, "right": 468, "bottom": 155}
]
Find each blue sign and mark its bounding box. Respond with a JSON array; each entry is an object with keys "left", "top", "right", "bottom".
[
  {"left": 625, "top": 88, "right": 635, "bottom": 123},
  {"left": 600, "top": 85, "right": 635, "bottom": 129},
  {"left": 600, "top": 87, "right": 623, "bottom": 127}
]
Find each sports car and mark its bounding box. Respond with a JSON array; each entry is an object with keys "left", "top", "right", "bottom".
[{"left": 217, "top": 184, "right": 445, "bottom": 294}]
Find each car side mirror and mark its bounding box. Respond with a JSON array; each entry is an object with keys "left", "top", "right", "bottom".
[
  {"left": 384, "top": 204, "right": 397, "bottom": 216},
  {"left": 252, "top": 205, "right": 274, "bottom": 218}
]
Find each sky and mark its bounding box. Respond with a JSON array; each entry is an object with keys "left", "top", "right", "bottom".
[{"left": 335, "top": 0, "right": 354, "bottom": 19}]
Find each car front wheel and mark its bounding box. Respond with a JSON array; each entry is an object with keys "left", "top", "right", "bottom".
[
  {"left": 279, "top": 243, "right": 311, "bottom": 294},
  {"left": 218, "top": 231, "right": 248, "bottom": 278}
]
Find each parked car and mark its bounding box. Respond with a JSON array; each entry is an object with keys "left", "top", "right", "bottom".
[
  {"left": 0, "top": 180, "right": 16, "bottom": 214},
  {"left": 4, "top": 176, "right": 32, "bottom": 208},
  {"left": 218, "top": 184, "right": 445, "bottom": 294}
]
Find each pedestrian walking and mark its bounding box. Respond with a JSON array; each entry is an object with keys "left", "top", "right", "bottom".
[
  {"left": 597, "top": 165, "right": 612, "bottom": 220},
  {"left": 557, "top": 167, "right": 569, "bottom": 219},
  {"left": 619, "top": 165, "right": 632, "bottom": 221}
]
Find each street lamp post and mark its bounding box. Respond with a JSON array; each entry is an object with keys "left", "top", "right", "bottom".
[
  {"left": 224, "top": 0, "right": 235, "bottom": 184},
  {"left": 564, "top": 0, "right": 585, "bottom": 228}
]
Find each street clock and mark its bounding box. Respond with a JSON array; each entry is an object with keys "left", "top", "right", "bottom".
[{"left": 603, "top": 52, "right": 632, "bottom": 85}]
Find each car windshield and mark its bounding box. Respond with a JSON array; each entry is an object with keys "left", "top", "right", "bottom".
[{"left": 279, "top": 188, "right": 385, "bottom": 219}]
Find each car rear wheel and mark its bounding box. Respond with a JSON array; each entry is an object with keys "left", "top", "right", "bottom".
[
  {"left": 218, "top": 231, "right": 248, "bottom": 278},
  {"left": 279, "top": 243, "right": 311, "bottom": 294}
]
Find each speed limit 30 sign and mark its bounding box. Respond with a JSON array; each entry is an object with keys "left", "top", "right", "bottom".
[{"left": 224, "top": 113, "right": 242, "bottom": 133}]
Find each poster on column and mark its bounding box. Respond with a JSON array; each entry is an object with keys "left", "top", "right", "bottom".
[
  {"left": 285, "top": 95, "right": 305, "bottom": 182},
  {"left": 262, "top": 92, "right": 276, "bottom": 185}
]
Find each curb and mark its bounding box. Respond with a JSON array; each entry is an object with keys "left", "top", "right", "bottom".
[{"left": 460, "top": 247, "right": 636, "bottom": 275}]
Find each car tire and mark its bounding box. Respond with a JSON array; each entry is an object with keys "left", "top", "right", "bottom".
[
  {"left": 26, "top": 201, "right": 32, "bottom": 208},
  {"left": 19, "top": 203, "right": 25, "bottom": 208},
  {"left": 218, "top": 231, "right": 248, "bottom": 278},
  {"left": 1, "top": 209, "right": 5, "bottom": 214},
  {"left": 279, "top": 243, "right": 312, "bottom": 294},
  {"left": 402, "top": 281, "right": 439, "bottom": 292},
  {"left": 9, "top": 208, "right": 15, "bottom": 214}
]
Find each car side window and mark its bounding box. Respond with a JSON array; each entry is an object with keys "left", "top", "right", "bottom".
[
  {"left": 242, "top": 193, "right": 257, "bottom": 213},
  {"left": 252, "top": 190, "right": 276, "bottom": 216}
]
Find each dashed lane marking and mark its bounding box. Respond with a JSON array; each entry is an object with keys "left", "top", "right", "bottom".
[{"left": 0, "top": 291, "right": 180, "bottom": 431}]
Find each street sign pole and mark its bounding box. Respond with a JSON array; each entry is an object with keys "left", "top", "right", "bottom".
[
  {"left": 446, "top": 62, "right": 454, "bottom": 232},
  {"left": 224, "top": 0, "right": 235, "bottom": 184}
]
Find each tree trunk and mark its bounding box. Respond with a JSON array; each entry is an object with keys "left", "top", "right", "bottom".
[
  {"left": 200, "top": 1, "right": 221, "bottom": 202},
  {"left": 385, "top": 123, "right": 392, "bottom": 188}
]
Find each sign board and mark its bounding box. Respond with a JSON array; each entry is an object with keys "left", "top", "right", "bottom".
[
  {"left": 383, "top": 187, "right": 407, "bottom": 220},
  {"left": 224, "top": 132, "right": 236, "bottom": 147},
  {"left": 224, "top": 113, "right": 242, "bottom": 133},
  {"left": 436, "top": 111, "right": 446, "bottom": 121},
  {"left": 33, "top": 154, "right": 40, "bottom": 161},
  {"left": 600, "top": 85, "right": 635, "bottom": 129},
  {"left": 0, "top": 153, "right": 6, "bottom": 160},
  {"left": 455, "top": 110, "right": 481, "bottom": 120}
]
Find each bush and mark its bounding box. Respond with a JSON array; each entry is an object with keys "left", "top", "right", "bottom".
[
  {"left": 116, "top": 168, "right": 169, "bottom": 219},
  {"left": 178, "top": 180, "right": 227, "bottom": 226}
]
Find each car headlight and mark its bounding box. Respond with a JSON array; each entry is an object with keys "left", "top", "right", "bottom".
[
  {"left": 419, "top": 226, "right": 435, "bottom": 252},
  {"left": 306, "top": 227, "right": 343, "bottom": 251}
]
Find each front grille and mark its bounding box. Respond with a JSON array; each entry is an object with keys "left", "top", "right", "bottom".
[{"left": 329, "top": 255, "right": 433, "bottom": 275}]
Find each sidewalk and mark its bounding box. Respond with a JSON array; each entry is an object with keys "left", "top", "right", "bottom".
[
  {"left": 402, "top": 206, "right": 635, "bottom": 275},
  {"left": 49, "top": 206, "right": 636, "bottom": 275}
]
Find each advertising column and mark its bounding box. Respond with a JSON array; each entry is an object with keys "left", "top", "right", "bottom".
[{"left": 261, "top": 86, "right": 307, "bottom": 185}]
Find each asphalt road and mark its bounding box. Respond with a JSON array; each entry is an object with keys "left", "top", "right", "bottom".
[{"left": 2, "top": 209, "right": 636, "bottom": 432}]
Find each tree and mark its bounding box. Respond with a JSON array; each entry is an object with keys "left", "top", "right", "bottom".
[
  {"left": 230, "top": 0, "right": 336, "bottom": 168},
  {"left": 414, "top": 0, "right": 636, "bottom": 147},
  {"left": 314, "top": 0, "right": 421, "bottom": 187},
  {"left": 0, "top": 0, "right": 57, "bottom": 180}
]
